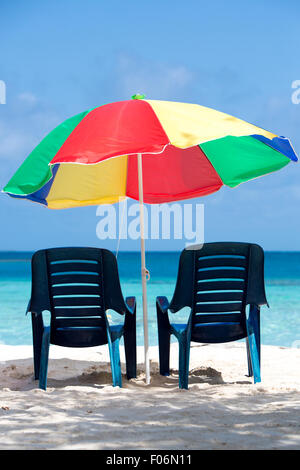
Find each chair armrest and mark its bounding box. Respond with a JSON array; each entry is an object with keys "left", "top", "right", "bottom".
[
  {"left": 156, "top": 296, "right": 170, "bottom": 314},
  {"left": 26, "top": 299, "right": 31, "bottom": 315},
  {"left": 26, "top": 298, "right": 48, "bottom": 317},
  {"left": 156, "top": 296, "right": 171, "bottom": 331},
  {"left": 125, "top": 296, "right": 136, "bottom": 315},
  {"left": 26, "top": 299, "right": 43, "bottom": 316}
]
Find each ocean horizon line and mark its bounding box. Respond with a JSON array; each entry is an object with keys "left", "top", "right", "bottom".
[{"left": 1, "top": 249, "right": 300, "bottom": 255}]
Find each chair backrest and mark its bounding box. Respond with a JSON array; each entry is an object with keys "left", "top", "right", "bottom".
[
  {"left": 28, "top": 247, "right": 128, "bottom": 347},
  {"left": 169, "top": 242, "right": 267, "bottom": 342}
]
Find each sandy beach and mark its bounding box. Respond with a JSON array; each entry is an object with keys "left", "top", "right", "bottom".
[{"left": 0, "top": 341, "right": 299, "bottom": 450}]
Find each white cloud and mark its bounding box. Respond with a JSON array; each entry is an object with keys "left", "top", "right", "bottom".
[
  {"left": 117, "top": 54, "right": 193, "bottom": 99},
  {"left": 18, "top": 92, "right": 38, "bottom": 106},
  {"left": 0, "top": 94, "right": 61, "bottom": 186},
  {"left": 0, "top": 121, "right": 35, "bottom": 158}
]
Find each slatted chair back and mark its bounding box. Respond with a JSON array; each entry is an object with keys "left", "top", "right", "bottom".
[
  {"left": 29, "top": 247, "right": 129, "bottom": 347},
  {"left": 169, "top": 242, "right": 267, "bottom": 343}
]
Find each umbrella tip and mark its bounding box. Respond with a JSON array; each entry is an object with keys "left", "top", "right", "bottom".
[{"left": 131, "top": 93, "right": 146, "bottom": 100}]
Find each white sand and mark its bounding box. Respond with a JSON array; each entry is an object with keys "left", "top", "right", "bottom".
[{"left": 0, "top": 342, "right": 300, "bottom": 450}]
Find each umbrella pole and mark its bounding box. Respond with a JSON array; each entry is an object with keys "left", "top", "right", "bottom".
[{"left": 137, "top": 153, "right": 150, "bottom": 384}]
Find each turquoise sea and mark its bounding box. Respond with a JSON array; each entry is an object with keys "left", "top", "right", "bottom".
[{"left": 0, "top": 251, "right": 300, "bottom": 347}]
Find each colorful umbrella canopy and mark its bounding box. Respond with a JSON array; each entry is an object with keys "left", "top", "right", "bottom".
[
  {"left": 3, "top": 97, "right": 298, "bottom": 384},
  {"left": 3, "top": 98, "right": 297, "bottom": 208}
]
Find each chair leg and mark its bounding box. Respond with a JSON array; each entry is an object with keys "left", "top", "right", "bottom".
[
  {"left": 107, "top": 329, "right": 122, "bottom": 388},
  {"left": 39, "top": 326, "right": 50, "bottom": 390},
  {"left": 111, "top": 337, "right": 122, "bottom": 387},
  {"left": 246, "top": 305, "right": 261, "bottom": 384},
  {"left": 32, "top": 313, "right": 44, "bottom": 380},
  {"left": 124, "top": 336, "right": 136, "bottom": 380},
  {"left": 158, "top": 328, "right": 171, "bottom": 376},
  {"left": 178, "top": 335, "right": 190, "bottom": 390},
  {"left": 124, "top": 314, "right": 136, "bottom": 380},
  {"left": 246, "top": 337, "right": 253, "bottom": 377}
]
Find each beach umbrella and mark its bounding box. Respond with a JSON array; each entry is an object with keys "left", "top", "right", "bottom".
[{"left": 3, "top": 96, "right": 298, "bottom": 384}]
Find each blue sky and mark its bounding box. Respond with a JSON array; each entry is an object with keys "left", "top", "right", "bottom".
[{"left": 0, "top": 0, "right": 299, "bottom": 251}]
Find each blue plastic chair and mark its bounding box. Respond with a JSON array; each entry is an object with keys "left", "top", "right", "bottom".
[
  {"left": 28, "top": 247, "right": 136, "bottom": 390},
  {"left": 156, "top": 242, "right": 268, "bottom": 389}
]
